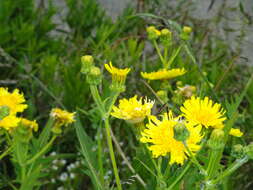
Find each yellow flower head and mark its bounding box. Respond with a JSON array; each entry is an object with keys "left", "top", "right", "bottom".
[
  {"left": 20, "top": 118, "right": 39, "bottom": 132},
  {"left": 50, "top": 108, "right": 75, "bottom": 126},
  {"left": 0, "top": 88, "right": 27, "bottom": 130},
  {"left": 104, "top": 62, "right": 131, "bottom": 84},
  {"left": 141, "top": 68, "right": 186, "bottom": 80},
  {"left": 229, "top": 128, "right": 243, "bottom": 137},
  {"left": 111, "top": 95, "right": 155, "bottom": 124},
  {"left": 180, "top": 96, "right": 226, "bottom": 128},
  {"left": 140, "top": 112, "right": 203, "bottom": 165}
]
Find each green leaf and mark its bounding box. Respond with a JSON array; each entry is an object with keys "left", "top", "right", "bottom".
[
  {"left": 36, "top": 118, "right": 54, "bottom": 149},
  {"left": 75, "top": 114, "right": 103, "bottom": 190}
]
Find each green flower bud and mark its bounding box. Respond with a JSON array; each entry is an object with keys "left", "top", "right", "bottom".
[
  {"left": 244, "top": 143, "right": 253, "bottom": 159},
  {"left": 146, "top": 26, "right": 161, "bottom": 40},
  {"left": 231, "top": 144, "right": 245, "bottom": 158},
  {"left": 81, "top": 55, "right": 94, "bottom": 74},
  {"left": 160, "top": 28, "right": 172, "bottom": 46},
  {"left": 207, "top": 129, "right": 225, "bottom": 150},
  {"left": 156, "top": 90, "right": 168, "bottom": 103},
  {"left": 0, "top": 106, "right": 10, "bottom": 120},
  {"left": 173, "top": 122, "right": 190, "bottom": 141},
  {"left": 183, "top": 26, "right": 192, "bottom": 34},
  {"left": 180, "top": 26, "right": 192, "bottom": 41},
  {"left": 86, "top": 66, "right": 102, "bottom": 85}
]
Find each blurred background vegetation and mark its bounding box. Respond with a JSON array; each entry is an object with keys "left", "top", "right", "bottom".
[{"left": 0, "top": 0, "right": 253, "bottom": 189}]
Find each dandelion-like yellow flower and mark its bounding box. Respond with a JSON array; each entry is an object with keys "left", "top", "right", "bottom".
[
  {"left": 180, "top": 96, "right": 226, "bottom": 129},
  {"left": 104, "top": 62, "right": 131, "bottom": 83},
  {"left": 50, "top": 108, "right": 75, "bottom": 126},
  {"left": 141, "top": 68, "right": 186, "bottom": 80},
  {"left": 140, "top": 112, "right": 203, "bottom": 165},
  {"left": 20, "top": 118, "right": 39, "bottom": 132},
  {"left": 229, "top": 128, "right": 243, "bottom": 137},
  {"left": 0, "top": 88, "right": 27, "bottom": 130},
  {"left": 111, "top": 95, "right": 154, "bottom": 124}
]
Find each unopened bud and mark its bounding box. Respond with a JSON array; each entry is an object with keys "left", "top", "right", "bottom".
[
  {"left": 183, "top": 26, "right": 192, "bottom": 34},
  {"left": 0, "top": 106, "right": 10, "bottom": 120},
  {"left": 81, "top": 55, "right": 94, "bottom": 74},
  {"left": 208, "top": 129, "right": 225, "bottom": 150},
  {"left": 173, "top": 122, "right": 189, "bottom": 141},
  {"left": 231, "top": 144, "right": 245, "bottom": 158},
  {"left": 87, "top": 66, "right": 102, "bottom": 85},
  {"left": 180, "top": 26, "right": 192, "bottom": 41},
  {"left": 244, "top": 143, "right": 253, "bottom": 159},
  {"left": 156, "top": 90, "right": 168, "bottom": 103},
  {"left": 160, "top": 29, "right": 172, "bottom": 45},
  {"left": 147, "top": 26, "right": 161, "bottom": 40}
]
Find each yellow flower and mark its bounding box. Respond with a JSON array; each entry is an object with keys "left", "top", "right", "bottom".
[
  {"left": 104, "top": 62, "right": 131, "bottom": 83},
  {"left": 111, "top": 95, "right": 154, "bottom": 124},
  {"left": 50, "top": 108, "right": 75, "bottom": 126},
  {"left": 180, "top": 96, "right": 226, "bottom": 128},
  {"left": 140, "top": 112, "right": 203, "bottom": 165},
  {"left": 0, "top": 88, "right": 27, "bottom": 114},
  {"left": 0, "top": 88, "right": 27, "bottom": 130},
  {"left": 141, "top": 68, "right": 186, "bottom": 80},
  {"left": 20, "top": 118, "right": 39, "bottom": 132},
  {"left": 183, "top": 26, "right": 192, "bottom": 33},
  {"left": 229, "top": 128, "right": 243, "bottom": 137}
]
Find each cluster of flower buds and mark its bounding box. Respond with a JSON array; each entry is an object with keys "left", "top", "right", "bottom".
[
  {"left": 146, "top": 26, "right": 172, "bottom": 45},
  {"left": 81, "top": 55, "right": 102, "bottom": 85}
]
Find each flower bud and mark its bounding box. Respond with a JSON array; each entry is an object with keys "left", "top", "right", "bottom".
[
  {"left": 207, "top": 129, "right": 225, "bottom": 150},
  {"left": 183, "top": 26, "right": 192, "bottom": 34},
  {"left": 0, "top": 106, "right": 10, "bottom": 120},
  {"left": 173, "top": 122, "right": 190, "bottom": 141},
  {"left": 81, "top": 55, "right": 94, "bottom": 74},
  {"left": 86, "top": 66, "right": 102, "bottom": 85},
  {"left": 231, "top": 144, "right": 245, "bottom": 158},
  {"left": 180, "top": 26, "right": 192, "bottom": 41},
  {"left": 146, "top": 26, "right": 161, "bottom": 40},
  {"left": 156, "top": 90, "right": 168, "bottom": 103},
  {"left": 244, "top": 143, "right": 253, "bottom": 159},
  {"left": 160, "top": 29, "right": 172, "bottom": 45}
]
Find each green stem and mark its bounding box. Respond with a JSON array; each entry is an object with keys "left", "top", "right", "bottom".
[
  {"left": 104, "top": 119, "right": 122, "bottom": 190},
  {"left": 26, "top": 136, "right": 57, "bottom": 165},
  {"left": 0, "top": 145, "right": 13, "bottom": 160},
  {"left": 211, "top": 157, "right": 248, "bottom": 185},
  {"left": 183, "top": 142, "right": 207, "bottom": 176},
  {"left": 90, "top": 85, "right": 106, "bottom": 114},
  {"left": 206, "top": 149, "right": 223, "bottom": 179},
  {"left": 97, "top": 125, "right": 105, "bottom": 185},
  {"left": 164, "top": 46, "right": 168, "bottom": 68},
  {"left": 167, "top": 162, "right": 191, "bottom": 190},
  {"left": 107, "top": 91, "right": 120, "bottom": 115},
  {"left": 153, "top": 40, "right": 165, "bottom": 67}
]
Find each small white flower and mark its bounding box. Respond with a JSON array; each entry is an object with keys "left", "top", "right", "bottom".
[
  {"left": 70, "top": 173, "right": 76, "bottom": 179},
  {"left": 52, "top": 165, "right": 58, "bottom": 170},
  {"left": 50, "top": 152, "right": 57, "bottom": 156},
  {"left": 60, "top": 159, "right": 67, "bottom": 165},
  {"left": 59, "top": 172, "right": 68, "bottom": 181}
]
